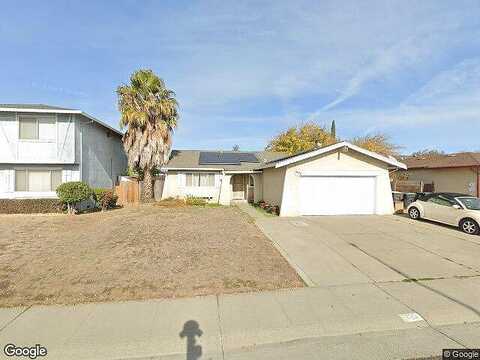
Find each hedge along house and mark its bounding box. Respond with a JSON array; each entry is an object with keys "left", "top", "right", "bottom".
[
  {"left": 0, "top": 104, "right": 127, "bottom": 199},
  {"left": 161, "top": 141, "right": 407, "bottom": 216}
]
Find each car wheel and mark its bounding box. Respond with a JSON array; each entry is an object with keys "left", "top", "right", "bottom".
[
  {"left": 408, "top": 207, "right": 420, "bottom": 220},
  {"left": 460, "top": 218, "right": 480, "bottom": 235}
]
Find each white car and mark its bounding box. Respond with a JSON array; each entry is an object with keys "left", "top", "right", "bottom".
[{"left": 407, "top": 192, "right": 480, "bottom": 235}]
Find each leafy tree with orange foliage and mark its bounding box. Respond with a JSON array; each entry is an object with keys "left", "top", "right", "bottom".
[
  {"left": 266, "top": 122, "right": 336, "bottom": 155},
  {"left": 350, "top": 133, "right": 400, "bottom": 157}
]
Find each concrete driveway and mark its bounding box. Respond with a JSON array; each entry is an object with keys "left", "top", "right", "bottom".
[
  {"left": 253, "top": 213, "right": 480, "bottom": 349},
  {"left": 257, "top": 215, "right": 480, "bottom": 287}
]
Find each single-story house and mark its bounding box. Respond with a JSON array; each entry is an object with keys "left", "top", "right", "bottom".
[
  {"left": 162, "top": 141, "right": 407, "bottom": 216},
  {"left": 402, "top": 152, "right": 480, "bottom": 196},
  {"left": 0, "top": 104, "right": 127, "bottom": 199}
]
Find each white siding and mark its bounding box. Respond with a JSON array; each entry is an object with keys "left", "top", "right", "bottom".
[
  {"left": 277, "top": 150, "right": 394, "bottom": 216},
  {"left": 0, "top": 165, "right": 80, "bottom": 199},
  {"left": 0, "top": 110, "right": 127, "bottom": 198},
  {"left": 0, "top": 112, "right": 75, "bottom": 164},
  {"left": 162, "top": 171, "right": 224, "bottom": 203},
  {"left": 0, "top": 113, "right": 18, "bottom": 162}
]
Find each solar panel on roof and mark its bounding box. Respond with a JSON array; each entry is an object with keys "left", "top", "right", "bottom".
[
  {"left": 199, "top": 152, "right": 259, "bottom": 165},
  {"left": 236, "top": 153, "right": 259, "bottom": 162}
]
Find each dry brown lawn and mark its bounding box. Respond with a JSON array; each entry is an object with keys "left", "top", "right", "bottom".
[{"left": 0, "top": 205, "right": 303, "bottom": 307}]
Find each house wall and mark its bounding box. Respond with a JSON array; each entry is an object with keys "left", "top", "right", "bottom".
[
  {"left": 0, "top": 112, "right": 75, "bottom": 164},
  {"left": 0, "top": 112, "right": 127, "bottom": 198},
  {"left": 251, "top": 173, "right": 263, "bottom": 202},
  {"left": 0, "top": 164, "right": 80, "bottom": 199},
  {"left": 277, "top": 150, "right": 394, "bottom": 216},
  {"left": 78, "top": 115, "right": 127, "bottom": 189},
  {"left": 219, "top": 174, "right": 232, "bottom": 205},
  {"left": 162, "top": 170, "right": 225, "bottom": 203},
  {"left": 262, "top": 167, "right": 286, "bottom": 206},
  {"left": 406, "top": 167, "right": 478, "bottom": 196}
]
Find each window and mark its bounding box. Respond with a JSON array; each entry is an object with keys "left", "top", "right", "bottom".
[
  {"left": 185, "top": 173, "right": 215, "bottom": 187},
  {"left": 457, "top": 197, "right": 480, "bottom": 210},
  {"left": 15, "top": 169, "right": 62, "bottom": 192},
  {"left": 19, "top": 118, "right": 37, "bottom": 139},
  {"left": 19, "top": 116, "right": 56, "bottom": 140},
  {"left": 427, "top": 196, "right": 455, "bottom": 207}
]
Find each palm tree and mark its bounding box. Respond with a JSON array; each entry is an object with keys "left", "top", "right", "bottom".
[{"left": 117, "top": 69, "right": 179, "bottom": 200}]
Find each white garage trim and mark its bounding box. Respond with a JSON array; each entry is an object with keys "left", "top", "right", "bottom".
[
  {"left": 298, "top": 170, "right": 382, "bottom": 177},
  {"left": 274, "top": 141, "right": 407, "bottom": 169}
]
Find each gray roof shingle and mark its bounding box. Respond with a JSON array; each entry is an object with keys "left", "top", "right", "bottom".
[
  {"left": 0, "top": 104, "right": 76, "bottom": 111},
  {"left": 165, "top": 150, "right": 287, "bottom": 171},
  {"left": 403, "top": 152, "right": 480, "bottom": 169}
]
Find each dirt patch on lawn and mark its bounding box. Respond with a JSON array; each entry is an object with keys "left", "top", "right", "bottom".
[{"left": 0, "top": 205, "right": 303, "bottom": 307}]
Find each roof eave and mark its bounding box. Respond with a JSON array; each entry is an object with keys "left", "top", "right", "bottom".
[
  {"left": 406, "top": 164, "right": 480, "bottom": 170},
  {"left": 0, "top": 107, "right": 81, "bottom": 114},
  {"left": 273, "top": 141, "right": 407, "bottom": 170},
  {"left": 80, "top": 112, "right": 123, "bottom": 137},
  {"left": 0, "top": 107, "right": 123, "bottom": 137}
]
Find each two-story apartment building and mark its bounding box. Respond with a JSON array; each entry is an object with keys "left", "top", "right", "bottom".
[{"left": 0, "top": 104, "right": 127, "bottom": 199}]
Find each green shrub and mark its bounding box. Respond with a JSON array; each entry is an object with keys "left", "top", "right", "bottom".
[
  {"left": 185, "top": 195, "right": 207, "bottom": 206},
  {"left": 56, "top": 181, "right": 92, "bottom": 214},
  {"left": 93, "top": 188, "right": 118, "bottom": 210},
  {"left": 123, "top": 166, "right": 144, "bottom": 180}
]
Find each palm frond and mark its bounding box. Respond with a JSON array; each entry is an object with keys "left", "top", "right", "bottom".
[{"left": 117, "top": 69, "right": 179, "bottom": 171}]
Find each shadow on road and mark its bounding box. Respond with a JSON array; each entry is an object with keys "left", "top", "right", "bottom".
[{"left": 179, "top": 320, "right": 203, "bottom": 360}]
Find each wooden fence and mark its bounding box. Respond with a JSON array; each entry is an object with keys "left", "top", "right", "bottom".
[
  {"left": 392, "top": 180, "right": 435, "bottom": 193},
  {"left": 114, "top": 176, "right": 165, "bottom": 205},
  {"left": 115, "top": 178, "right": 140, "bottom": 206}
]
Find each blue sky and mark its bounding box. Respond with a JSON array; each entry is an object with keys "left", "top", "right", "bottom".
[{"left": 2, "top": 1, "right": 480, "bottom": 153}]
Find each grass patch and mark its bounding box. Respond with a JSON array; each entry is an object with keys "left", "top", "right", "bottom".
[
  {"left": 156, "top": 197, "right": 226, "bottom": 208},
  {"left": 154, "top": 198, "right": 186, "bottom": 208}
]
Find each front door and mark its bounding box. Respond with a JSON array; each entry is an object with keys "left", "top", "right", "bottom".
[{"left": 232, "top": 175, "right": 245, "bottom": 200}]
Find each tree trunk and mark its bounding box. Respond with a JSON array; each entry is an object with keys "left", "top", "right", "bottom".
[{"left": 143, "top": 169, "right": 154, "bottom": 201}]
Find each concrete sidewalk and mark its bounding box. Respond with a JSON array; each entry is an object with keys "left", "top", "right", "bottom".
[{"left": 0, "top": 284, "right": 479, "bottom": 359}]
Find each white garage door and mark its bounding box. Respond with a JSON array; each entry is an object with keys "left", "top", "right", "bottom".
[{"left": 299, "top": 176, "right": 376, "bottom": 215}]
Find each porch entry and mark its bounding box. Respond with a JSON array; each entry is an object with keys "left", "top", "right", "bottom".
[{"left": 232, "top": 174, "right": 247, "bottom": 200}]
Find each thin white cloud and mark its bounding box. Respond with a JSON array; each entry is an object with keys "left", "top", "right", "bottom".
[{"left": 402, "top": 57, "right": 480, "bottom": 107}]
